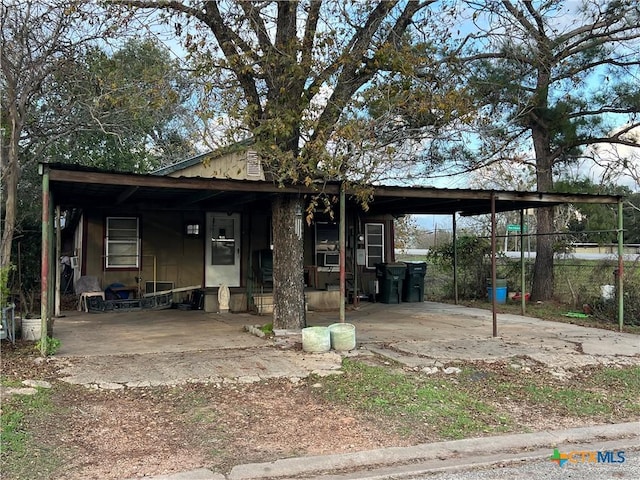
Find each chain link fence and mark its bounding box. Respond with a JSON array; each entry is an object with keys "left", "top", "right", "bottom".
[{"left": 406, "top": 253, "right": 639, "bottom": 327}]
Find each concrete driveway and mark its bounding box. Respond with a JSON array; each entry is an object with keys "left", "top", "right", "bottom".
[{"left": 51, "top": 301, "right": 639, "bottom": 389}]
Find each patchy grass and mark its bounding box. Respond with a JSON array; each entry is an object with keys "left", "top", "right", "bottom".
[
  {"left": 0, "top": 376, "right": 23, "bottom": 388},
  {"left": 310, "top": 359, "right": 640, "bottom": 441},
  {"left": 0, "top": 389, "right": 61, "bottom": 480},
  {"left": 259, "top": 322, "right": 273, "bottom": 335},
  {"left": 311, "top": 358, "right": 508, "bottom": 439},
  {"left": 454, "top": 299, "right": 640, "bottom": 334},
  {"left": 521, "top": 385, "right": 610, "bottom": 416}
]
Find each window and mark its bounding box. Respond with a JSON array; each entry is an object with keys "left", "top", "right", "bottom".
[
  {"left": 210, "top": 217, "right": 236, "bottom": 266},
  {"left": 106, "top": 217, "right": 139, "bottom": 268},
  {"left": 315, "top": 222, "right": 340, "bottom": 270},
  {"left": 365, "top": 223, "right": 384, "bottom": 268},
  {"left": 185, "top": 222, "right": 201, "bottom": 237}
]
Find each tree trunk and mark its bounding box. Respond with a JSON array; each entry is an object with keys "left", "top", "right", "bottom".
[
  {"left": 0, "top": 118, "right": 20, "bottom": 271},
  {"left": 531, "top": 206, "right": 554, "bottom": 300},
  {"left": 531, "top": 120, "right": 555, "bottom": 301},
  {"left": 271, "top": 194, "right": 306, "bottom": 330}
]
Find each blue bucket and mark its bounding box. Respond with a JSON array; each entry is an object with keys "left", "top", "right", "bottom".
[{"left": 487, "top": 286, "right": 507, "bottom": 304}]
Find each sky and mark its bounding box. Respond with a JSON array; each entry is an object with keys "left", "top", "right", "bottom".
[{"left": 573, "top": 126, "right": 640, "bottom": 192}]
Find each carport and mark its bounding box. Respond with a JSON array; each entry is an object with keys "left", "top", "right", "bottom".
[
  {"left": 39, "top": 163, "right": 625, "bottom": 355},
  {"left": 363, "top": 184, "right": 625, "bottom": 333}
]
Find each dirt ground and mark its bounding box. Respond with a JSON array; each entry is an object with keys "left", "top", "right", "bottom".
[
  {"left": 2, "top": 346, "right": 414, "bottom": 480},
  {"left": 4, "top": 298, "right": 639, "bottom": 480},
  {"left": 4, "top": 341, "right": 636, "bottom": 480}
]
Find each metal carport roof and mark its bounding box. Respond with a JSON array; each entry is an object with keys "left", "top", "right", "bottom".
[{"left": 42, "top": 163, "right": 622, "bottom": 215}]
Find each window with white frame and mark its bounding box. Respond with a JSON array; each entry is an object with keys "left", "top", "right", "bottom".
[
  {"left": 106, "top": 217, "right": 139, "bottom": 268},
  {"left": 365, "top": 223, "right": 384, "bottom": 268}
]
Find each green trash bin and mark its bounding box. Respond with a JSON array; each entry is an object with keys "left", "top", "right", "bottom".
[
  {"left": 402, "top": 262, "right": 427, "bottom": 302},
  {"left": 375, "top": 263, "right": 407, "bottom": 304}
]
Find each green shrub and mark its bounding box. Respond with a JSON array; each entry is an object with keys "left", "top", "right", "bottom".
[{"left": 35, "top": 337, "right": 61, "bottom": 356}]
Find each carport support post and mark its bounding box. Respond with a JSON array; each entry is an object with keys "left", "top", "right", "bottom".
[
  {"left": 40, "top": 167, "right": 50, "bottom": 356},
  {"left": 520, "top": 209, "right": 526, "bottom": 315},
  {"left": 452, "top": 213, "right": 458, "bottom": 304},
  {"left": 339, "top": 182, "right": 346, "bottom": 323},
  {"left": 55, "top": 205, "right": 61, "bottom": 317},
  {"left": 48, "top": 196, "right": 55, "bottom": 331},
  {"left": 491, "top": 192, "right": 497, "bottom": 337},
  {"left": 617, "top": 199, "right": 624, "bottom": 331}
]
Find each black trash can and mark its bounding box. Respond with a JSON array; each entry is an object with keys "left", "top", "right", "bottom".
[
  {"left": 375, "top": 263, "right": 407, "bottom": 304},
  {"left": 402, "top": 262, "right": 427, "bottom": 302}
]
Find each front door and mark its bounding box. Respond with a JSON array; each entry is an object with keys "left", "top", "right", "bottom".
[{"left": 205, "top": 213, "right": 241, "bottom": 287}]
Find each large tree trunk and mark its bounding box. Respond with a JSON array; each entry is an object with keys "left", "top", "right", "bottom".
[
  {"left": 531, "top": 206, "right": 554, "bottom": 300},
  {"left": 531, "top": 119, "right": 555, "bottom": 301},
  {"left": 271, "top": 194, "right": 306, "bottom": 330}
]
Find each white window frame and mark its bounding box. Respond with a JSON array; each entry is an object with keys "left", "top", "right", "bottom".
[
  {"left": 105, "top": 217, "right": 140, "bottom": 268},
  {"left": 364, "top": 223, "right": 384, "bottom": 269}
]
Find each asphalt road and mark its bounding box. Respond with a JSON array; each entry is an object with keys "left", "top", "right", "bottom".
[{"left": 409, "top": 448, "right": 639, "bottom": 480}]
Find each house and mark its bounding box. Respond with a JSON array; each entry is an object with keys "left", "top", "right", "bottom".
[
  {"left": 40, "top": 148, "right": 624, "bottom": 320},
  {"left": 44, "top": 147, "right": 401, "bottom": 313}
]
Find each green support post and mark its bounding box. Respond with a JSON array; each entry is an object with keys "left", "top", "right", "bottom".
[
  {"left": 40, "top": 167, "right": 49, "bottom": 356},
  {"left": 520, "top": 209, "right": 526, "bottom": 315},
  {"left": 618, "top": 200, "right": 624, "bottom": 332}
]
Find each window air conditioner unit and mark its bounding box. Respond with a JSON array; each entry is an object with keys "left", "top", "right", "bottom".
[{"left": 324, "top": 253, "right": 340, "bottom": 266}]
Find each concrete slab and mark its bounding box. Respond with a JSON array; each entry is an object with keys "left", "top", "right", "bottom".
[
  {"left": 45, "top": 302, "right": 639, "bottom": 480},
  {"left": 50, "top": 301, "right": 639, "bottom": 389},
  {"left": 308, "top": 302, "right": 640, "bottom": 369},
  {"left": 57, "top": 348, "right": 343, "bottom": 388},
  {"left": 53, "top": 310, "right": 266, "bottom": 357}
]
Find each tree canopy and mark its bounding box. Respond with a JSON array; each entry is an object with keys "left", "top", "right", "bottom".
[
  {"left": 1, "top": 0, "right": 197, "bottom": 275},
  {"left": 115, "top": 0, "right": 449, "bottom": 328},
  {"left": 37, "top": 38, "right": 196, "bottom": 172}
]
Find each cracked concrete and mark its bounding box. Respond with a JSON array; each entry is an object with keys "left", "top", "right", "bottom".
[
  {"left": 58, "top": 347, "right": 343, "bottom": 388},
  {"left": 49, "top": 301, "right": 638, "bottom": 389}
]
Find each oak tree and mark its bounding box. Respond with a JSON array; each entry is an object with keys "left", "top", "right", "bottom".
[{"left": 116, "top": 0, "right": 443, "bottom": 329}]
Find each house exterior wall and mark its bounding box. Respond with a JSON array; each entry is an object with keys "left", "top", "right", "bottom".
[
  {"left": 80, "top": 210, "right": 205, "bottom": 298},
  {"left": 77, "top": 206, "right": 394, "bottom": 310},
  {"left": 306, "top": 213, "right": 395, "bottom": 298},
  {"left": 73, "top": 144, "right": 395, "bottom": 311},
  {"left": 167, "top": 150, "right": 265, "bottom": 181}
]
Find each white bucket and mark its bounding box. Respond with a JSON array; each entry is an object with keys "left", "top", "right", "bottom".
[
  {"left": 22, "top": 317, "right": 42, "bottom": 341},
  {"left": 328, "top": 323, "right": 356, "bottom": 351},
  {"left": 600, "top": 285, "right": 615, "bottom": 301},
  {"left": 302, "top": 326, "right": 331, "bottom": 353}
]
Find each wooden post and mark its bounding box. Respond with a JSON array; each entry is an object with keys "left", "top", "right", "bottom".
[{"left": 55, "top": 205, "right": 61, "bottom": 317}]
